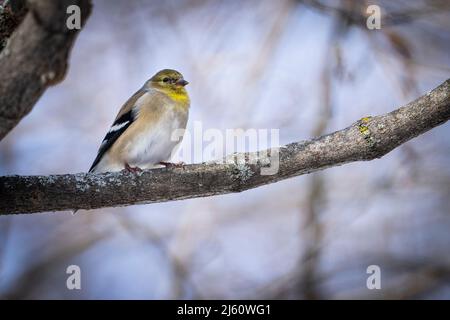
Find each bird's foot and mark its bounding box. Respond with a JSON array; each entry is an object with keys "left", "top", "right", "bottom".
[
  {"left": 125, "top": 163, "right": 143, "bottom": 173},
  {"left": 159, "top": 161, "right": 185, "bottom": 168}
]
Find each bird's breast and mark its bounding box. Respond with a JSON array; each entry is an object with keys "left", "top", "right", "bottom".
[{"left": 126, "top": 106, "right": 188, "bottom": 167}]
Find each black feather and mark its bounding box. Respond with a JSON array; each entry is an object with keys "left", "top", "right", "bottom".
[{"left": 89, "top": 110, "right": 134, "bottom": 172}]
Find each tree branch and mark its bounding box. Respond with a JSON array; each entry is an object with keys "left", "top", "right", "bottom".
[
  {"left": 1, "top": 79, "right": 449, "bottom": 215},
  {"left": 0, "top": 0, "right": 28, "bottom": 51},
  {"left": 0, "top": 0, "right": 92, "bottom": 140}
]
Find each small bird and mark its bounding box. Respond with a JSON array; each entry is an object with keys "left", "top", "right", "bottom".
[{"left": 89, "top": 69, "right": 190, "bottom": 173}]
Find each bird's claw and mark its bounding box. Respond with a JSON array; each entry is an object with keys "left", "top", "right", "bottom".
[
  {"left": 159, "top": 161, "right": 185, "bottom": 168},
  {"left": 125, "top": 163, "right": 143, "bottom": 173}
]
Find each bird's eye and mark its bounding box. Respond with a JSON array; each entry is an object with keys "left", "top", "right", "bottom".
[{"left": 162, "top": 77, "right": 169, "bottom": 83}]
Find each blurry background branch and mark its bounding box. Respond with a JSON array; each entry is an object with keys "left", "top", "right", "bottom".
[
  {"left": 0, "top": 0, "right": 91, "bottom": 140},
  {"left": 1, "top": 78, "right": 449, "bottom": 214}
]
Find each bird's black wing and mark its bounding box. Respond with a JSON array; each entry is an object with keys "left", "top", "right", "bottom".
[{"left": 89, "top": 110, "right": 135, "bottom": 172}]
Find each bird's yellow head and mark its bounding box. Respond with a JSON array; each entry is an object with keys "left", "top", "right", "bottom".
[{"left": 148, "top": 69, "right": 189, "bottom": 104}]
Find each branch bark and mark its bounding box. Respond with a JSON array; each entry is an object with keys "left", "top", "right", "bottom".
[
  {"left": 1, "top": 79, "right": 449, "bottom": 215},
  {"left": 0, "top": 0, "right": 92, "bottom": 140}
]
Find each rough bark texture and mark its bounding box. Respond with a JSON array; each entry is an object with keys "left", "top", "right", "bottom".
[
  {"left": 0, "top": 0, "right": 28, "bottom": 51},
  {"left": 1, "top": 79, "right": 449, "bottom": 215},
  {"left": 0, "top": 0, "right": 92, "bottom": 140}
]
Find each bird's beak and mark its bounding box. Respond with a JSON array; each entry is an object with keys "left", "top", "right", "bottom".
[{"left": 176, "top": 79, "right": 189, "bottom": 86}]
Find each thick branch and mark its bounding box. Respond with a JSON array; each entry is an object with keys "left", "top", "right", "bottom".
[
  {"left": 0, "top": 0, "right": 28, "bottom": 51},
  {"left": 1, "top": 79, "right": 449, "bottom": 215},
  {"left": 0, "top": 0, "right": 92, "bottom": 140}
]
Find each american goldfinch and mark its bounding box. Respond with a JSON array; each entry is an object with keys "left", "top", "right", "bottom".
[{"left": 89, "top": 69, "right": 190, "bottom": 173}]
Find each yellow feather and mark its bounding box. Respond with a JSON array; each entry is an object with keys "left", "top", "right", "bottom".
[
  {"left": 166, "top": 90, "right": 190, "bottom": 104},
  {"left": 154, "top": 86, "right": 190, "bottom": 108}
]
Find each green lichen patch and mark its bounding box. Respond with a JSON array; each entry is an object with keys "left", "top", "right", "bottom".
[
  {"left": 358, "top": 116, "right": 372, "bottom": 134},
  {"left": 359, "top": 125, "right": 370, "bottom": 136},
  {"left": 357, "top": 116, "right": 376, "bottom": 148}
]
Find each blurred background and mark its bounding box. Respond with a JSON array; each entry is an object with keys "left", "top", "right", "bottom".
[{"left": 0, "top": 0, "right": 450, "bottom": 299}]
